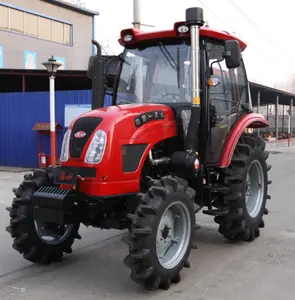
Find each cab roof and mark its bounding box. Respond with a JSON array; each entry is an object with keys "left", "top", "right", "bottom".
[{"left": 119, "top": 21, "right": 247, "bottom": 50}]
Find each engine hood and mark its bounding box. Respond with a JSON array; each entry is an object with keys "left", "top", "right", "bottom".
[{"left": 68, "top": 103, "right": 176, "bottom": 138}]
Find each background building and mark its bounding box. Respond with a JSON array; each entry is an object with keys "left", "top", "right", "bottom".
[{"left": 0, "top": 0, "right": 98, "bottom": 70}]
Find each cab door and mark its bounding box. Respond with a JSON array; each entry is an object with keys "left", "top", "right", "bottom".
[{"left": 205, "top": 40, "right": 250, "bottom": 164}]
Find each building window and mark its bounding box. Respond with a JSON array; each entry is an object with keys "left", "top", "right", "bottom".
[
  {"left": 64, "top": 24, "right": 72, "bottom": 45},
  {"left": 52, "top": 20, "right": 64, "bottom": 44},
  {"left": 39, "top": 16, "right": 52, "bottom": 41},
  {"left": 0, "top": 5, "right": 8, "bottom": 30},
  {"left": 10, "top": 8, "right": 24, "bottom": 33},
  {"left": 0, "top": 4, "right": 73, "bottom": 45},
  {"left": 24, "top": 13, "right": 38, "bottom": 37}
]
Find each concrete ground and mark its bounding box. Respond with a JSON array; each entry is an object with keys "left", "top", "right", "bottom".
[{"left": 0, "top": 146, "right": 294, "bottom": 300}]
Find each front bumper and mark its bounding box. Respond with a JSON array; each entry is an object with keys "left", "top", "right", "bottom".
[
  {"left": 32, "top": 166, "right": 97, "bottom": 225},
  {"left": 32, "top": 186, "right": 77, "bottom": 225},
  {"left": 32, "top": 166, "right": 140, "bottom": 225},
  {"left": 32, "top": 166, "right": 138, "bottom": 225}
]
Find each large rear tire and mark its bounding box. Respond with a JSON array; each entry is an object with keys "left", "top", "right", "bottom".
[
  {"left": 6, "top": 169, "right": 80, "bottom": 264},
  {"left": 123, "top": 176, "right": 196, "bottom": 290},
  {"left": 215, "top": 133, "right": 271, "bottom": 242}
]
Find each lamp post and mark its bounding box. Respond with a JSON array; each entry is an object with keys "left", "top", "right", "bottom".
[{"left": 42, "top": 55, "right": 62, "bottom": 166}]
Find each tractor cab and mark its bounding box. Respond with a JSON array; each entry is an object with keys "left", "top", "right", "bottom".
[{"left": 89, "top": 17, "right": 252, "bottom": 165}]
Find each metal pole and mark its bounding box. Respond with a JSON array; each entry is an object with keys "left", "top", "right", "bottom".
[
  {"left": 191, "top": 25, "right": 201, "bottom": 108},
  {"left": 22, "top": 74, "right": 26, "bottom": 92},
  {"left": 184, "top": 7, "right": 204, "bottom": 152},
  {"left": 288, "top": 109, "right": 291, "bottom": 147},
  {"left": 291, "top": 98, "right": 294, "bottom": 142},
  {"left": 257, "top": 90, "right": 260, "bottom": 137},
  {"left": 49, "top": 75, "right": 56, "bottom": 166},
  {"left": 133, "top": 0, "right": 142, "bottom": 29},
  {"left": 275, "top": 95, "right": 279, "bottom": 140},
  {"left": 282, "top": 104, "right": 285, "bottom": 135}
]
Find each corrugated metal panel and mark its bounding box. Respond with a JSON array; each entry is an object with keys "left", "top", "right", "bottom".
[{"left": 0, "top": 89, "right": 113, "bottom": 168}]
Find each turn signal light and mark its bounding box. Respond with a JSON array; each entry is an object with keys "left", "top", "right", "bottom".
[{"left": 208, "top": 77, "right": 220, "bottom": 87}]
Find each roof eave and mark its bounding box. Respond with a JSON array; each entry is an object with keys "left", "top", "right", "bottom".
[{"left": 40, "top": 0, "right": 99, "bottom": 16}]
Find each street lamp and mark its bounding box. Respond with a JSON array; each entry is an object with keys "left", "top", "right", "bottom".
[{"left": 42, "top": 55, "right": 62, "bottom": 166}]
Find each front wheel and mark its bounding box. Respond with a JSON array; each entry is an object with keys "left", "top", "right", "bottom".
[
  {"left": 6, "top": 169, "right": 80, "bottom": 264},
  {"left": 215, "top": 133, "right": 271, "bottom": 242},
  {"left": 123, "top": 176, "right": 196, "bottom": 290}
]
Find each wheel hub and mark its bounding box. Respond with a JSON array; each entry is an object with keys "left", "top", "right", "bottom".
[
  {"left": 245, "top": 174, "right": 251, "bottom": 201},
  {"left": 161, "top": 225, "right": 170, "bottom": 239},
  {"left": 156, "top": 201, "right": 191, "bottom": 270},
  {"left": 34, "top": 221, "right": 73, "bottom": 245},
  {"left": 245, "top": 160, "right": 265, "bottom": 218}
]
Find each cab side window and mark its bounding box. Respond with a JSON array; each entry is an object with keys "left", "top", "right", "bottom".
[{"left": 207, "top": 41, "right": 249, "bottom": 121}]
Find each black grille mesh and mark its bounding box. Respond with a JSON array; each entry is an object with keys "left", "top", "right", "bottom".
[{"left": 69, "top": 117, "right": 103, "bottom": 159}]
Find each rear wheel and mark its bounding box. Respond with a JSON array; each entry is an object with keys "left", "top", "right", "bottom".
[
  {"left": 6, "top": 169, "right": 80, "bottom": 264},
  {"left": 123, "top": 176, "right": 196, "bottom": 290},
  {"left": 215, "top": 133, "right": 271, "bottom": 241}
]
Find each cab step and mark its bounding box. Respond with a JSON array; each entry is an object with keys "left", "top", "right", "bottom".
[
  {"left": 202, "top": 208, "right": 229, "bottom": 216},
  {"left": 204, "top": 184, "right": 231, "bottom": 195}
]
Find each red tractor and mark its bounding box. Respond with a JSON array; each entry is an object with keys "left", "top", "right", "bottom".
[{"left": 6, "top": 7, "right": 271, "bottom": 291}]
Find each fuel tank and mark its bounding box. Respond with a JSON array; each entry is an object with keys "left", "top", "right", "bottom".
[{"left": 61, "top": 103, "right": 177, "bottom": 196}]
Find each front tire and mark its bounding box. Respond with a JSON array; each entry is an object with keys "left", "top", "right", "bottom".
[
  {"left": 215, "top": 133, "right": 271, "bottom": 242},
  {"left": 123, "top": 176, "right": 196, "bottom": 290},
  {"left": 6, "top": 169, "right": 80, "bottom": 264}
]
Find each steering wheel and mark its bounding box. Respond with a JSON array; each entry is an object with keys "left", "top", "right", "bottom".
[
  {"left": 148, "top": 92, "right": 180, "bottom": 103},
  {"left": 117, "top": 99, "right": 132, "bottom": 105},
  {"left": 116, "top": 93, "right": 139, "bottom": 105},
  {"left": 161, "top": 92, "right": 180, "bottom": 102}
]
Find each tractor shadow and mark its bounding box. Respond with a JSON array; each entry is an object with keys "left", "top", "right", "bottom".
[{"left": 2, "top": 222, "right": 248, "bottom": 299}]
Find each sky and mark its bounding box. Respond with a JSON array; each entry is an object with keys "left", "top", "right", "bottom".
[{"left": 69, "top": 0, "right": 295, "bottom": 91}]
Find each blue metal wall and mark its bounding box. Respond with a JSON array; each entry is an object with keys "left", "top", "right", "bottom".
[{"left": 0, "top": 90, "right": 112, "bottom": 168}]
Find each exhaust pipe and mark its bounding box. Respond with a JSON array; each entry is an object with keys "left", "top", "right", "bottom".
[
  {"left": 89, "top": 40, "right": 106, "bottom": 110},
  {"left": 184, "top": 7, "right": 205, "bottom": 152}
]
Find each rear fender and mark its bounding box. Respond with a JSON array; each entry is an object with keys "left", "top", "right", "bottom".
[{"left": 219, "top": 113, "right": 269, "bottom": 168}]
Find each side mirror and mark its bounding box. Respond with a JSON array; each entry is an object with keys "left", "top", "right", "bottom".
[
  {"left": 105, "top": 74, "right": 115, "bottom": 89},
  {"left": 103, "top": 55, "right": 122, "bottom": 89},
  {"left": 223, "top": 40, "right": 241, "bottom": 69}
]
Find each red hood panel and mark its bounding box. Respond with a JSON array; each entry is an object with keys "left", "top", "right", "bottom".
[
  {"left": 69, "top": 103, "right": 176, "bottom": 139},
  {"left": 75, "top": 103, "right": 172, "bottom": 119}
]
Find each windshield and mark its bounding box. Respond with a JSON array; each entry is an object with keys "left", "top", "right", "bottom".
[{"left": 114, "top": 41, "right": 193, "bottom": 105}]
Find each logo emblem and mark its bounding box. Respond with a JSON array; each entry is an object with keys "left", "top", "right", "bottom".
[{"left": 74, "top": 131, "right": 86, "bottom": 138}]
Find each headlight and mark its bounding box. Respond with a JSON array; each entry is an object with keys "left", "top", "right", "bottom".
[
  {"left": 178, "top": 25, "right": 189, "bottom": 33},
  {"left": 60, "top": 129, "right": 71, "bottom": 162},
  {"left": 84, "top": 130, "right": 107, "bottom": 164},
  {"left": 123, "top": 34, "right": 133, "bottom": 42}
]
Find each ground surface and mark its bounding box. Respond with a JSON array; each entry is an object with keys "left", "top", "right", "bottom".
[{"left": 0, "top": 147, "right": 294, "bottom": 299}]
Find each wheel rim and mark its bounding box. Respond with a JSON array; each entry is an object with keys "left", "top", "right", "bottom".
[
  {"left": 245, "top": 160, "right": 265, "bottom": 218},
  {"left": 34, "top": 221, "right": 74, "bottom": 245},
  {"left": 156, "top": 201, "right": 191, "bottom": 270}
]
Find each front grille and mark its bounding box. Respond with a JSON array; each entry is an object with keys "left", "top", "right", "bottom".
[{"left": 69, "top": 116, "right": 103, "bottom": 159}]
